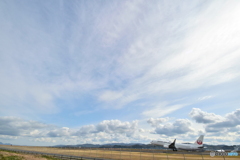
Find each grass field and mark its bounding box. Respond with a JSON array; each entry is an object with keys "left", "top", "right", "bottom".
[
  {"left": 0, "top": 149, "right": 60, "bottom": 160},
  {"left": 0, "top": 145, "right": 239, "bottom": 160}
]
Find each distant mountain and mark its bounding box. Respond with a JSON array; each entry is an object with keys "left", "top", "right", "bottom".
[
  {"left": 54, "top": 143, "right": 138, "bottom": 148},
  {"left": 103, "top": 143, "right": 142, "bottom": 146},
  {"left": 53, "top": 143, "right": 239, "bottom": 151},
  {"left": 204, "top": 144, "right": 239, "bottom": 151},
  {"left": 0, "top": 142, "right": 12, "bottom": 145},
  {"left": 54, "top": 144, "right": 101, "bottom": 148},
  {"left": 53, "top": 143, "right": 164, "bottom": 149}
]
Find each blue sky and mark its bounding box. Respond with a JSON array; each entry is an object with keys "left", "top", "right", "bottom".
[{"left": 0, "top": 0, "right": 240, "bottom": 146}]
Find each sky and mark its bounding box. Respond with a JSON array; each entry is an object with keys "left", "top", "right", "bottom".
[{"left": 0, "top": 0, "right": 240, "bottom": 146}]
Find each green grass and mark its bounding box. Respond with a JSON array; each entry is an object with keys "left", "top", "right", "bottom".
[
  {"left": 0, "top": 149, "right": 17, "bottom": 154},
  {"left": 0, "top": 154, "right": 23, "bottom": 160},
  {"left": 41, "top": 155, "right": 61, "bottom": 160}
]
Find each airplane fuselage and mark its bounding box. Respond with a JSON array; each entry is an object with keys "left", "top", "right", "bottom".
[
  {"left": 175, "top": 143, "right": 203, "bottom": 151},
  {"left": 151, "top": 141, "right": 203, "bottom": 151}
]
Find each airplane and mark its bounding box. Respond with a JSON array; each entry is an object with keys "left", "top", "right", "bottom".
[
  {"left": 231, "top": 146, "right": 239, "bottom": 152},
  {"left": 215, "top": 149, "right": 225, "bottom": 152},
  {"left": 215, "top": 146, "right": 239, "bottom": 153},
  {"left": 151, "top": 135, "right": 205, "bottom": 151}
]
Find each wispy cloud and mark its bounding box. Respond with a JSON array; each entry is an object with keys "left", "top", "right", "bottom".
[
  {"left": 1, "top": 0, "right": 239, "bottom": 114},
  {"left": 96, "top": 0, "right": 240, "bottom": 112},
  {"left": 0, "top": 0, "right": 240, "bottom": 145},
  {"left": 142, "top": 103, "right": 188, "bottom": 118},
  {"left": 198, "top": 95, "right": 213, "bottom": 101}
]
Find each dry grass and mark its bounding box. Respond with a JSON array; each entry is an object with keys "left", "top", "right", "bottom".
[
  {"left": 1, "top": 145, "right": 239, "bottom": 160},
  {"left": 0, "top": 150, "right": 48, "bottom": 160}
]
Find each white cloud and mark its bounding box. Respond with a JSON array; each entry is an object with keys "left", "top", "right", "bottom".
[
  {"left": 96, "top": 0, "right": 144, "bottom": 46},
  {"left": 142, "top": 103, "right": 187, "bottom": 118},
  {"left": 1, "top": 0, "right": 239, "bottom": 114},
  {"left": 0, "top": 1, "right": 106, "bottom": 116},
  {"left": 74, "top": 125, "right": 96, "bottom": 136},
  {"left": 75, "top": 120, "right": 138, "bottom": 137},
  {"left": 189, "top": 108, "right": 240, "bottom": 134},
  {"left": 147, "top": 117, "right": 169, "bottom": 127},
  {"left": 198, "top": 96, "right": 213, "bottom": 101},
  {"left": 206, "top": 109, "right": 240, "bottom": 132},
  {"left": 0, "top": 135, "right": 18, "bottom": 140},
  {"left": 1, "top": 108, "right": 240, "bottom": 145},
  {"left": 93, "top": 0, "right": 240, "bottom": 111},
  {"left": 34, "top": 137, "right": 56, "bottom": 143},
  {"left": 189, "top": 108, "right": 223, "bottom": 124},
  {"left": 99, "top": 90, "right": 123, "bottom": 102},
  {"left": 0, "top": 117, "right": 141, "bottom": 144},
  {"left": 153, "top": 119, "right": 193, "bottom": 136},
  {"left": 0, "top": 1, "right": 240, "bottom": 146},
  {"left": 0, "top": 117, "right": 52, "bottom": 137},
  {"left": 47, "top": 127, "right": 71, "bottom": 137}
]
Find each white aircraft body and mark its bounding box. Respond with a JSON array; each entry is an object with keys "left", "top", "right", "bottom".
[
  {"left": 151, "top": 135, "right": 205, "bottom": 151},
  {"left": 231, "top": 147, "right": 239, "bottom": 152},
  {"left": 215, "top": 149, "right": 225, "bottom": 152}
]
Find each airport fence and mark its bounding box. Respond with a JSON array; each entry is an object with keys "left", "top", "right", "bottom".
[
  {"left": 0, "top": 145, "right": 239, "bottom": 160},
  {"left": 0, "top": 146, "right": 108, "bottom": 160}
]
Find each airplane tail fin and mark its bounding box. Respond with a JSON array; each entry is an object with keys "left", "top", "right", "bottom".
[
  {"left": 194, "top": 135, "right": 204, "bottom": 145},
  {"left": 169, "top": 139, "right": 177, "bottom": 151}
]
